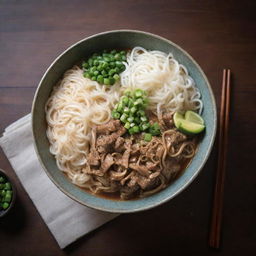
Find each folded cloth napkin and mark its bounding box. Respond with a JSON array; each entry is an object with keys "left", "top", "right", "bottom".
[{"left": 0, "top": 114, "right": 119, "bottom": 248}]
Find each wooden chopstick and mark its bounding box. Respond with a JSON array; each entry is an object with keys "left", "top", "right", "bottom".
[{"left": 209, "top": 69, "right": 231, "bottom": 248}]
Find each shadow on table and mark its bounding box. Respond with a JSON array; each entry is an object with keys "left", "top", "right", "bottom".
[{"left": 0, "top": 194, "right": 27, "bottom": 233}]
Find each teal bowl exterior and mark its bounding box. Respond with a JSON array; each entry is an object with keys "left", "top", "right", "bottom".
[{"left": 32, "top": 30, "right": 217, "bottom": 213}]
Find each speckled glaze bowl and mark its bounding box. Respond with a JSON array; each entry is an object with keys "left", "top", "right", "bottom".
[{"left": 32, "top": 30, "right": 217, "bottom": 213}]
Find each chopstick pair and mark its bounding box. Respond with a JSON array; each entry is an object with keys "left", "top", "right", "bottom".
[{"left": 209, "top": 69, "right": 231, "bottom": 249}]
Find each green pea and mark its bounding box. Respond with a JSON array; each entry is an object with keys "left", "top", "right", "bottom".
[
  {"left": 4, "top": 194, "right": 11, "bottom": 203},
  {"left": 5, "top": 182, "right": 11, "bottom": 190},
  {"left": 2, "top": 202, "right": 9, "bottom": 210}
]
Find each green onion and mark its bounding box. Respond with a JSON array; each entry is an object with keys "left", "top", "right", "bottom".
[
  {"left": 143, "top": 123, "right": 150, "bottom": 130},
  {"left": 127, "top": 116, "right": 134, "bottom": 123},
  {"left": 133, "top": 126, "right": 140, "bottom": 133},
  {"left": 121, "top": 96, "right": 129, "bottom": 105},
  {"left": 109, "top": 77, "right": 115, "bottom": 85},
  {"left": 134, "top": 98, "right": 143, "bottom": 106},
  {"left": 137, "top": 110, "right": 145, "bottom": 116},
  {"left": 113, "top": 74, "right": 120, "bottom": 81},
  {"left": 124, "top": 107, "right": 130, "bottom": 114},
  {"left": 103, "top": 78, "right": 110, "bottom": 85},
  {"left": 112, "top": 111, "right": 120, "bottom": 119},
  {"left": 124, "top": 122, "right": 130, "bottom": 129},
  {"left": 135, "top": 89, "right": 143, "bottom": 98},
  {"left": 134, "top": 117, "right": 140, "bottom": 124},
  {"left": 140, "top": 116, "right": 147, "bottom": 122},
  {"left": 97, "top": 75, "right": 104, "bottom": 84},
  {"left": 120, "top": 113, "right": 128, "bottom": 123},
  {"left": 124, "top": 89, "right": 132, "bottom": 97},
  {"left": 117, "top": 102, "right": 124, "bottom": 113},
  {"left": 144, "top": 133, "right": 152, "bottom": 142},
  {"left": 128, "top": 128, "right": 135, "bottom": 135},
  {"left": 130, "top": 106, "right": 137, "bottom": 114}
]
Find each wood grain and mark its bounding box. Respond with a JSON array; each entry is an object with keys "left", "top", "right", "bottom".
[{"left": 0, "top": 0, "right": 256, "bottom": 255}]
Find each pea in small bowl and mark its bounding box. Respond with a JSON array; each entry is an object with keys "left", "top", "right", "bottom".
[
  {"left": 32, "top": 30, "right": 217, "bottom": 213},
  {"left": 0, "top": 169, "right": 16, "bottom": 218}
]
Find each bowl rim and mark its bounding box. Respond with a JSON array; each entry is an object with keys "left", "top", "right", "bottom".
[
  {"left": 0, "top": 168, "right": 16, "bottom": 217},
  {"left": 31, "top": 29, "right": 217, "bottom": 213}
]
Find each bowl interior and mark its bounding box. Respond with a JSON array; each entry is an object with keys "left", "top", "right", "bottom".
[{"left": 32, "top": 30, "right": 216, "bottom": 213}]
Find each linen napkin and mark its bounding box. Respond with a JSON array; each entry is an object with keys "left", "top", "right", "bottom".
[{"left": 0, "top": 114, "right": 119, "bottom": 248}]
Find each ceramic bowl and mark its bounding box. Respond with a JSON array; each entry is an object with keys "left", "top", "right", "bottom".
[
  {"left": 0, "top": 169, "right": 16, "bottom": 217},
  {"left": 32, "top": 30, "right": 217, "bottom": 213}
]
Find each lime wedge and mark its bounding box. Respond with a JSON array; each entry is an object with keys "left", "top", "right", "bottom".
[
  {"left": 173, "top": 112, "right": 184, "bottom": 128},
  {"left": 173, "top": 110, "right": 205, "bottom": 135},
  {"left": 178, "top": 119, "right": 205, "bottom": 135},
  {"left": 185, "top": 111, "right": 204, "bottom": 125}
]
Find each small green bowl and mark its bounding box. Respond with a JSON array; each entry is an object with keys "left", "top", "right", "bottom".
[
  {"left": 32, "top": 30, "right": 217, "bottom": 213},
  {"left": 0, "top": 169, "right": 16, "bottom": 218}
]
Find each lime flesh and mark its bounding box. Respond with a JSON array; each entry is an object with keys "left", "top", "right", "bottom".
[
  {"left": 178, "top": 119, "right": 205, "bottom": 135},
  {"left": 185, "top": 110, "right": 204, "bottom": 125}
]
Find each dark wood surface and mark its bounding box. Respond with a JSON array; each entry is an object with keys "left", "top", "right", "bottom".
[{"left": 0, "top": 0, "right": 255, "bottom": 255}]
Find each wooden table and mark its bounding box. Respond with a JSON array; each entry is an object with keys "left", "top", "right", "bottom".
[{"left": 1, "top": 0, "right": 255, "bottom": 255}]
